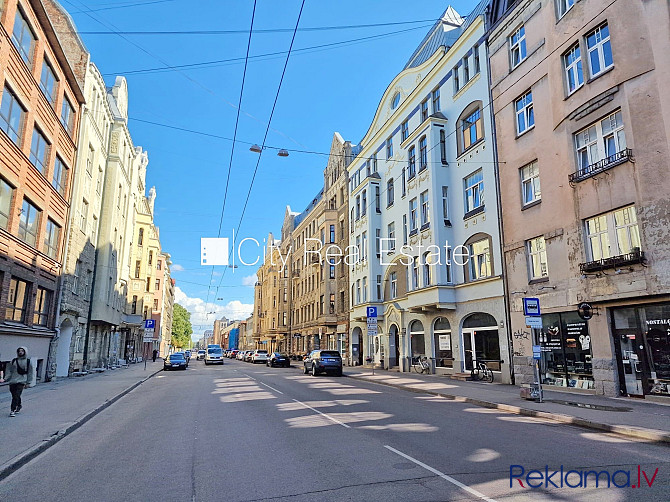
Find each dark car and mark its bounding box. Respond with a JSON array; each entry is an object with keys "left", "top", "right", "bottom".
[
  {"left": 229, "top": 349, "right": 239, "bottom": 359},
  {"left": 164, "top": 353, "right": 187, "bottom": 371},
  {"left": 303, "top": 350, "right": 343, "bottom": 376},
  {"left": 196, "top": 350, "right": 206, "bottom": 360},
  {"left": 267, "top": 352, "right": 290, "bottom": 368}
]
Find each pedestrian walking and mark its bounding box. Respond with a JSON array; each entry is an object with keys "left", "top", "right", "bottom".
[
  {"left": 152, "top": 349, "right": 158, "bottom": 362},
  {"left": 2, "top": 347, "right": 34, "bottom": 417}
]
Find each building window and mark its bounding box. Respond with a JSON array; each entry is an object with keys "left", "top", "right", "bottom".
[
  {"left": 40, "top": 60, "right": 58, "bottom": 104},
  {"left": 557, "top": 0, "right": 575, "bottom": 18},
  {"left": 387, "top": 178, "right": 394, "bottom": 207},
  {"left": 445, "top": 247, "right": 453, "bottom": 283},
  {"left": 453, "top": 65, "right": 460, "bottom": 93},
  {"left": 329, "top": 261, "right": 335, "bottom": 279},
  {"left": 586, "top": 206, "right": 640, "bottom": 260},
  {"left": 412, "top": 257, "right": 419, "bottom": 289},
  {"left": 34, "top": 287, "right": 51, "bottom": 326},
  {"left": 419, "top": 136, "right": 427, "bottom": 171},
  {"left": 423, "top": 252, "right": 431, "bottom": 286},
  {"left": 462, "top": 108, "right": 483, "bottom": 151},
  {"left": 441, "top": 186, "right": 449, "bottom": 222},
  {"left": 420, "top": 99, "right": 428, "bottom": 121},
  {"left": 0, "top": 178, "right": 13, "bottom": 230},
  {"left": 401, "top": 168, "right": 406, "bottom": 197},
  {"left": 527, "top": 236, "right": 548, "bottom": 280},
  {"left": 391, "top": 92, "right": 400, "bottom": 109},
  {"left": 44, "top": 219, "right": 60, "bottom": 259},
  {"left": 80, "top": 199, "right": 89, "bottom": 231},
  {"left": 464, "top": 170, "right": 484, "bottom": 214},
  {"left": 362, "top": 276, "right": 367, "bottom": 302},
  {"left": 0, "top": 86, "right": 26, "bottom": 145},
  {"left": 390, "top": 272, "right": 397, "bottom": 299},
  {"left": 52, "top": 156, "right": 68, "bottom": 196},
  {"left": 574, "top": 110, "right": 626, "bottom": 174},
  {"left": 376, "top": 275, "right": 382, "bottom": 301},
  {"left": 420, "top": 190, "right": 429, "bottom": 227},
  {"left": 138, "top": 227, "right": 144, "bottom": 245},
  {"left": 96, "top": 167, "right": 103, "bottom": 194},
  {"left": 463, "top": 55, "right": 470, "bottom": 83},
  {"left": 361, "top": 189, "right": 367, "bottom": 216},
  {"left": 408, "top": 146, "right": 416, "bottom": 179},
  {"left": 401, "top": 120, "right": 408, "bottom": 142},
  {"left": 432, "top": 88, "right": 440, "bottom": 113},
  {"left": 153, "top": 299, "right": 159, "bottom": 311},
  {"left": 361, "top": 231, "right": 367, "bottom": 261},
  {"left": 409, "top": 198, "right": 417, "bottom": 233},
  {"left": 520, "top": 161, "right": 541, "bottom": 206},
  {"left": 12, "top": 8, "right": 36, "bottom": 68},
  {"left": 372, "top": 153, "right": 378, "bottom": 172},
  {"left": 157, "top": 260, "right": 162, "bottom": 271},
  {"left": 72, "top": 260, "right": 80, "bottom": 293},
  {"left": 402, "top": 214, "right": 408, "bottom": 245},
  {"left": 469, "top": 239, "right": 492, "bottom": 280},
  {"left": 373, "top": 185, "right": 380, "bottom": 213},
  {"left": 135, "top": 260, "right": 141, "bottom": 279},
  {"left": 7, "top": 278, "right": 29, "bottom": 322},
  {"left": 510, "top": 25, "right": 527, "bottom": 68},
  {"left": 515, "top": 91, "right": 534, "bottom": 135},
  {"left": 386, "top": 137, "right": 393, "bottom": 159},
  {"left": 473, "top": 43, "right": 480, "bottom": 73},
  {"left": 356, "top": 279, "right": 361, "bottom": 304},
  {"left": 29, "top": 128, "right": 50, "bottom": 174},
  {"left": 148, "top": 250, "right": 153, "bottom": 265},
  {"left": 350, "top": 208, "right": 355, "bottom": 232},
  {"left": 387, "top": 222, "right": 396, "bottom": 251},
  {"left": 440, "top": 130, "right": 446, "bottom": 164},
  {"left": 18, "top": 198, "right": 40, "bottom": 247},
  {"left": 61, "top": 98, "right": 75, "bottom": 135},
  {"left": 586, "top": 23, "right": 613, "bottom": 78},
  {"left": 564, "top": 44, "right": 583, "bottom": 94}
]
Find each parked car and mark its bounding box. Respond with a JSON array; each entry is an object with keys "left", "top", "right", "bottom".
[
  {"left": 244, "top": 351, "right": 254, "bottom": 362},
  {"left": 229, "top": 349, "right": 239, "bottom": 359},
  {"left": 164, "top": 353, "right": 187, "bottom": 371},
  {"left": 196, "top": 350, "right": 206, "bottom": 360},
  {"left": 303, "top": 350, "right": 343, "bottom": 376},
  {"left": 205, "top": 347, "right": 224, "bottom": 365},
  {"left": 251, "top": 350, "right": 269, "bottom": 364},
  {"left": 267, "top": 352, "right": 290, "bottom": 368},
  {"left": 173, "top": 352, "right": 189, "bottom": 367},
  {"left": 236, "top": 351, "right": 245, "bottom": 360}
]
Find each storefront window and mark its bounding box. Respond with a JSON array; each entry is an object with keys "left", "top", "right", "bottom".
[
  {"left": 539, "top": 312, "right": 593, "bottom": 389},
  {"left": 410, "top": 320, "right": 425, "bottom": 358},
  {"left": 434, "top": 317, "right": 452, "bottom": 368}
]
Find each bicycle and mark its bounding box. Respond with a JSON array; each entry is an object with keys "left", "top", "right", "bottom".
[
  {"left": 412, "top": 356, "right": 430, "bottom": 374},
  {"left": 471, "top": 361, "right": 494, "bottom": 383}
]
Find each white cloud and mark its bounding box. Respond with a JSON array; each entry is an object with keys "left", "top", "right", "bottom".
[
  {"left": 241, "top": 274, "right": 257, "bottom": 287},
  {"left": 171, "top": 263, "right": 185, "bottom": 272},
  {"left": 174, "top": 286, "right": 253, "bottom": 332}
]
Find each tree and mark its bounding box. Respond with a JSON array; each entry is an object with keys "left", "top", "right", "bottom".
[{"left": 172, "top": 304, "right": 193, "bottom": 349}]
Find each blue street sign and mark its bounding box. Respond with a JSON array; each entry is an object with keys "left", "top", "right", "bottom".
[
  {"left": 366, "top": 306, "right": 377, "bottom": 318},
  {"left": 144, "top": 319, "right": 155, "bottom": 329},
  {"left": 523, "top": 297, "right": 541, "bottom": 317}
]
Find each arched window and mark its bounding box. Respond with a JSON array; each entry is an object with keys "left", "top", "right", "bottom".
[
  {"left": 457, "top": 101, "right": 484, "bottom": 156},
  {"left": 410, "top": 320, "right": 425, "bottom": 358},
  {"left": 391, "top": 92, "right": 401, "bottom": 109},
  {"left": 433, "top": 317, "right": 452, "bottom": 367}
]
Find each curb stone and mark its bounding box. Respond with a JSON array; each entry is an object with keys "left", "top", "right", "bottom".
[
  {"left": 0, "top": 368, "right": 163, "bottom": 481},
  {"left": 344, "top": 372, "right": 670, "bottom": 445}
]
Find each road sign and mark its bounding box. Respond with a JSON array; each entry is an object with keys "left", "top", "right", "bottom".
[
  {"left": 532, "top": 345, "right": 542, "bottom": 360},
  {"left": 143, "top": 328, "right": 155, "bottom": 342},
  {"left": 366, "top": 306, "right": 377, "bottom": 318},
  {"left": 523, "top": 298, "right": 541, "bottom": 317},
  {"left": 525, "top": 316, "right": 543, "bottom": 329},
  {"left": 144, "top": 319, "right": 155, "bottom": 329}
]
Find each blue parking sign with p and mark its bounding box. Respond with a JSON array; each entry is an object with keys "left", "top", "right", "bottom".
[
  {"left": 144, "top": 319, "right": 155, "bottom": 329},
  {"left": 367, "top": 307, "right": 377, "bottom": 318}
]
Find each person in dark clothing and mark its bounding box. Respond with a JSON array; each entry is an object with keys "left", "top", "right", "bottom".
[
  {"left": 2, "top": 347, "right": 34, "bottom": 417},
  {"left": 152, "top": 349, "right": 158, "bottom": 362}
]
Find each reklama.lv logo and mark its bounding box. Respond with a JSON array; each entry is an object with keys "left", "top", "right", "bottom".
[{"left": 510, "top": 465, "right": 659, "bottom": 489}]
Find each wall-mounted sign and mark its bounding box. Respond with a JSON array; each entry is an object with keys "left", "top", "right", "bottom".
[{"left": 523, "top": 298, "right": 541, "bottom": 317}]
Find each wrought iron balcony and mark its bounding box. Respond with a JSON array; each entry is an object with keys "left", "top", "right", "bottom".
[
  {"left": 579, "top": 249, "right": 645, "bottom": 274},
  {"left": 569, "top": 148, "right": 633, "bottom": 184}
]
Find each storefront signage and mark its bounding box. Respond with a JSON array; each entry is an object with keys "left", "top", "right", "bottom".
[
  {"left": 577, "top": 302, "right": 594, "bottom": 320},
  {"left": 438, "top": 335, "right": 451, "bottom": 351},
  {"left": 523, "top": 298, "right": 541, "bottom": 317},
  {"left": 525, "top": 316, "right": 543, "bottom": 329}
]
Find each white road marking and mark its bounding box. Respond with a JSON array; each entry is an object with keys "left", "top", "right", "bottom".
[
  {"left": 384, "top": 445, "right": 497, "bottom": 502},
  {"left": 258, "top": 381, "right": 284, "bottom": 394},
  {"left": 292, "top": 399, "right": 351, "bottom": 428}
]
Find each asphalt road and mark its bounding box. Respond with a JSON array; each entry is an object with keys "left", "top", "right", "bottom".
[{"left": 1, "top": 358, "right": 667, "bottom": 501}]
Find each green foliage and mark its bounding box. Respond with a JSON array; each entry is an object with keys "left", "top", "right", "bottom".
[{"left": 171, "top": 304, "right": 193, "bottom": 349}]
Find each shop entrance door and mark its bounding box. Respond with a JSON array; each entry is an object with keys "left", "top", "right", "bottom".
[
  {"left": 615, "top": 330, "right": 649, "bottom": 397},
  {"left": 462, "top": 328, "right": 500, "bottom": 372}
]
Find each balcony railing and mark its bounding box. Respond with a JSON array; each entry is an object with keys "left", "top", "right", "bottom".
[
  {"left": 569, "top": 148, "right": 633, "bottom": 184},
  {"left": 579, "top": 249, "right": 645, "bottom": 274}
]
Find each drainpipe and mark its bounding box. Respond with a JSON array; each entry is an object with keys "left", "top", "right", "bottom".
[{"left": 484, "top": 14, "right": 515, "bottom": 385}]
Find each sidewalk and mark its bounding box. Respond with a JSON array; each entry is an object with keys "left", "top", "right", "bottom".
[
  {"left": 344, "top": 367, "right": 670, "bottom": 444},
  {"left": 0, "top": 362, "right": 162, "bottom": 479}
]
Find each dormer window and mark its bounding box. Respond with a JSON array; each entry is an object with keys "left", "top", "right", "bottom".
[{"left": 391, "top": 92, "right": 400, "bottom": 109}]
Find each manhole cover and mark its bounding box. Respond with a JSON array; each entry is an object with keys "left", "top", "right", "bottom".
[
  {"left": 393, "top": 462, "right": 417, "bottom": 470},
  {"left": 545, "top": 399, "right": 632, "bottom": 412}
]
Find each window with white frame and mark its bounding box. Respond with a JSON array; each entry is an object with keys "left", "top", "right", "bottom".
[
  {"left": 586, "top": 23, "right": 613, "bottom": 78},
  {"left": 586, "top": 206, "right": 640, "bottom": 261},
  {"left": 361, "top": 189, "right": 367, "bottom": 216},
  {"left": 401, "top": 120, "right": 408, "bottom": 142},
  {"left": 419, "top": 136, "right": 427, "bottom": 171},
  {"left": 355, "top": 194, "right": 360, "bottom": 220},
  {"left": 376, "top": 275, "right": 382, "bottom": 300},
  {"left": 387, "top": 222, "right": 395, "bottom": 251},
  {"left": 527, "top": 236, "right": 548, "bottom": 279},
  {"left": 387, "top": 178, "right": 394, "bottom": 206},
  {"left": 408, "top": 146, "right": 416, "bottom": 178},
  {"left": 420, "top": 99, "right": 428, "bottom": 122},
  {"left": 473, "top": 43, "right": 480, "bottom": 73},
  {"left": 574, "top": 110, "right": 626, "bottom": 173},
  {"left": 386, "top": 137, "right": 393, "bottom": 159},
  {"left": 440, "top": 129, "right": 446, "bottom": 164},
  {"left": 96, "top": 167, "right": 103, "bottom": 194},
  {"left": 401, "top": 168, "right": 406, "bottom": 197},
  {"left": 432, "top": 88, "right": 440, "bottom": 113},
  {"left": 564, "top": 43, "right": 583, "bottom": 94},
  {"left": 412, "top": 256, "right": 419, "bottom": 289},
  {"left": 362, "top": 276, "right": 367, "bottom": 302},
  {"left": 510, "top": 25, "right": 527, "bottom": 68},
  {"left": 441, "top": 186, "right": 449, "bottom": 221},
  {"left": 469, "top": 239, "right": 492, "bottom": 280},
  {"left": 461, "top": 108, "right": 483, "bottom": 151},
  {"left": 464, "top": 170, "right": 484, "bottom": 214},
  {"left": 402, "top": 214, "right": 408, "bottom": 245},
  {"left": 520, "top": 161, "right": 541, "bottom": 206},
  {"left": 390, "top": 272, "right": 397, "bottom": 299},
  {"left": 409, "top": 198, "right": 417, "bottom": 233},
  {"left": 463, "top": 55, "right": 470, "bottom": 83},
  {"left": 420, "top": 190, "right": 429, "bottom": 227},
  {"left": 80, "top": 199, "right": 89, "bottom": 230},
  {"left": 423, "top": 252, "right": 431, "bottom": 286},
  {"left": 453, "top": 65, "right": 460, "bottom": 93},
  {"left": 356, "top": 279, "right": 361, "bottom": 304},
  {"left": 515, "top": 91, "right": 534, "bottom": 135},
  {"left": 375, "top": 185, "right": 381, "bottom": 212},
  {"left": 362, "top": 231, "right": 367, "bottom": 261},
  {"left": 557, "top": 0, "right": 575, "bottom": 18},
  {"left": 375, "top": 228, "right": 380, "bottom": 255}
]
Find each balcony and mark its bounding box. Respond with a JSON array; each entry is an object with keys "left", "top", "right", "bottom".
[
  {"left": 569, "top": 149, "right": 633, "bottom": 184},
  {"left": 579, "top": 249, "right": 645, "bottom": 274}
]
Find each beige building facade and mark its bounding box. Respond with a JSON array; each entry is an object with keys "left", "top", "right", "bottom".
[{"left": 488, "top": 0, "right": 670, "bottom": 398}]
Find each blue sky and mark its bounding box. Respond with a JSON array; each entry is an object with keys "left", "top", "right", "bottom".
[{"left": 64, "top": 0, "right": 476, "bottom": 336}]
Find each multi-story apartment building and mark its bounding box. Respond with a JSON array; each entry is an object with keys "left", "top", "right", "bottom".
[
  {"left": 212, "top": 315, "right": 231, "bottom": 347},
  {"left": 489, "top": 0, "right": 670, "bottom": 398},
  {"left": 348, "top": 2, "right": 510, "bottom": 379},
  {"left": 155, "top": 251, "right": 173, "bottom": 356},
  {"left": 0, "top": 0, "right": 85, "bottom": 380},
  {"left": 239, "top": 316, "right": 253, "bottom": 350},
  {"left": 254, "top": 233, "right": 287, "bottom": 352}
]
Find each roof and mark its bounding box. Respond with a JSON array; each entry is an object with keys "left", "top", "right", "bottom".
[
  {"left": 404, "top": 0, "right": 489, "bottom": 70},
  {"left": 293, "top": 188, "right": 324, "bottom": 227}
]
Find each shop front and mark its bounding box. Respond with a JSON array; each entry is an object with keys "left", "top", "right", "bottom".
[
  {"left": 612, "top": 303, "right": 670, "bottom": 398},
  {"left": 537, "top": 312, "right": 593, "bottom": 390}
]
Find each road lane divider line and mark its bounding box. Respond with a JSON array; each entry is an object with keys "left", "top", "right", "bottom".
[
  {"left": 383, "top": 445, "right": 497, "bottom": 502},
  {"left": 292, "top": 399, "right": 351, "bottom": 428},
  {"left": 259, "top": 381, "right": 284, "bottom": 394}
]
